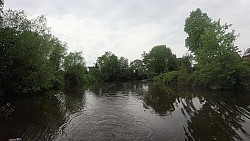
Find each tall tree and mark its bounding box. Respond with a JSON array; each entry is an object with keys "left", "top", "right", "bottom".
[
  {"left": 184, "top": 8, "right": 244, "bottom": 89},
  {"left": 184, "top": 8, "right": 212, "bottom": 55},
  {"left": 196, "top": 21, "right": 240, "bottom": 89},
  {"left": 49, "top": 38, "right": 67, "bottom": 85}
]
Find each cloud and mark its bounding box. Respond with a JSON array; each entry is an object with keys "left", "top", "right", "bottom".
[{"left": 4, "top": 0, "right": 250, "bottom": 66}]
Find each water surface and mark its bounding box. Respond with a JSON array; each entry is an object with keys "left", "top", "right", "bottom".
[{"left": 0, "top": 82, "right": 250, "bottom": 140}]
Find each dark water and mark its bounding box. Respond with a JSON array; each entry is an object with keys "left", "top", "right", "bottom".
[{"left": 0, "top": 82, "right": 250, "bottom": 141}]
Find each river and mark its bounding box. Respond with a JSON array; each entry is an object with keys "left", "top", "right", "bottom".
[{"left": 0, "top": 82, "right": 250, "bottom": 141}]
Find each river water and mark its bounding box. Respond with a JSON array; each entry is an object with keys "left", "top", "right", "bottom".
[{"left": 0, "top": 82, "right": 250, "bottom": 141}]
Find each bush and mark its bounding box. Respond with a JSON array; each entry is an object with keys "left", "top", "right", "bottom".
[{"left": 154, "top": 71, "right": 179, "bottom": 84}]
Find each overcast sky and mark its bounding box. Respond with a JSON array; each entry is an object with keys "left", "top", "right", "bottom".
[{"left": 4, "top": 0, "right": 250, "bottom": 66}]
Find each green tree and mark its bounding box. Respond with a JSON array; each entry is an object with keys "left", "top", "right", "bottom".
[
  {"left": 184, "top": 8, "right": 212, "bottom": 55},
  {"left": 63, "top": 52, "right": 86, "bottom": 86},
  {"left": 49, "top": 37, "right": 67, "bottom": 87},
  {"left": 196, "top": 21, "right": 240, "bottom": 89},
  {"left": 177, "top": 53, "right": 193, "bottom": 73},
  {"left": 49, "top": 38, "right": 67, "bottom": 71},
  {"left": 130, "top": 59, "right": 146, "bottom": 79},
  {"left": 97, "top": 51, "right": 120, "bottom": 81},
  {"left": 0, "top": 9, "right": 66, "bottom": 93},
  {"left": 184, "top": 8, "right": 246, "bottom": 89},
  {"left": 118, "top": 56, "right": 129, "bottom": 80},
  {"left": 142, "top": 45, "right": 177, "bottom": 74}
]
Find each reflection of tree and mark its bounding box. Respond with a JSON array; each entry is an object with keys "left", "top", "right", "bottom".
[
  {"left": 140, "top": 84, "right": 250, "bottom": 140},
  {"left": 63, "top": 87, "right": 85, "bottom": 113},
  {"left": 0, "top": 88, "right": 87, "bottom": 140},
  {"left": 0, "top": 92, "right": 67, "bottom": 140},
  {"left": 177, "top": 90, "right": 250, "bottom": 141},
  {"left": 143, "top": 84, "right": 177, "bottom": 116},
  {"left": 86, "top": 82, "right": 133, "bottom": 96}
]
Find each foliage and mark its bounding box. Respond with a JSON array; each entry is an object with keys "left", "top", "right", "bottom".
[
  {"left": 48, "top": 37, "right": 67, "bottom": 88},
  {"left": 118, "top": 56, "right": 130, "bottom": 80},
  {"left": 63, "top": 52, "right": 87, "bottom": 87},
  {"left": 97, "top": 51, "right": 119, "bottom": 81},
  {"left": 154, "top": 53, "right": 194, "bottom": 85},
  {"left": 88, "top": 63, "right": 102, "bottom": 82},
  {"left": 177, "top": 53, "right": 193, "bottom": 73},
  {"left": 184, "top": 8, "right": 248, "bottom": 89},
  {"left": 97, "top": 52, "right": 129, "bottom": 81},
  {"left": 1, "top": 3, "right": 250, "bottom": 93},
  {"left": 154, "top": 71, "right": 179, "bottom": 84},
  {"left": 142, "top": 45, "right": 178, "bottom": 74},
  {"left": 129, "top": 59, "right": 146, "bottom": 79},
  {"left": 83, "top": 74, "right": 100, "bottom": 84},
  {"left": 0, "top": 9, "right": 67, "bottom": 93},
  {"left": 184, "top": 8, "right": 212, "bottom": 55},
  {"left": 236, "top": 60, "right": 250, "bottom": 89}
]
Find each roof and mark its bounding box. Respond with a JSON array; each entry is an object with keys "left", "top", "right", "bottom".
[{"left": 243, "top": 48, "right": 250, "bottom": 57}]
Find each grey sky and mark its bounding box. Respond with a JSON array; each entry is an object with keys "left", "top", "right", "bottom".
[{"left": 4, "top": 0, "right": 250, "bottom": 66}]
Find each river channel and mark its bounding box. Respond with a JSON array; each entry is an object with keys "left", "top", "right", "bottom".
[{"left": 0, "top": 82, "right": 250, "bottom": 141}]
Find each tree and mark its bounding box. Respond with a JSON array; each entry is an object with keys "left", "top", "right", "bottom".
[
  {"left": 63, "top": 52, "right": 85, "bottom": 72},
  {"left": 184, "top": 8, "right": 244, "bottom": 89},
  {"left": 49, "top": 39, "right": 67, "bottom": 71},
  {"left": 184, "top": 8, "right": 212, "bottom": 55},
  {"left": 118, "top": 56, "right": 129, "bottom": 80},
  {"left": 0, "top": 9, "right": 67, "bottom": 93},
  {"left": 130, "top": 59, "right": 146, "bottom": 79},
  {"left": 177, "top": 53, "right": 193, "bottom": 73},
  {"left": 142, "top": 45, "right": 178, "bottom": 74},
  {"left": 196, "top": 21, "right": 241, "bottom": 89},
  {"left": 63, "top": 52, "right": 86, "bottom": 86},
  {"left": 97, "top": 51, "right": 120, "bottom": 81},
  {"left": 48, "top": 37, "right": 67, "bottom": 87}
]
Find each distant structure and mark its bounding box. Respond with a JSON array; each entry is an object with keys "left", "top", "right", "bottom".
[
  {"left": 243, "top": 48, "right": 250, "bottom": 59},
  {"left": 88, "top": 66, "right": 99, "bottom": 73}
]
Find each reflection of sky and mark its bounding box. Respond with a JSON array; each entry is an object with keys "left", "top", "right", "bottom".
[{"left": 142, "top": 83, "right": 148, "bottom": 92}]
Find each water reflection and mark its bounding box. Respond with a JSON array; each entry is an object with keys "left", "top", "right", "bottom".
[
  {"left": 144, "top": 85, "right": 250, "bottom": 141},
  {"left": 0, "top": 87, "right": 86, "bottom": 141},
  {"left": 62, "top": 87, "right": 86, "bottom": 114},
  {"left": 85, "top": 82, "right": 250, "bottom": 140},
  {"left": 180, "top": 92, "right": 250, "bottom": 141},
  {"left": 0, "top": 82, "right": 250, "bottom": 140},
  {"left": 143, "top": 84, "right": 177, "bottom": 116},
  {"left": 0, "top": 92, "right": 66, "bottom": 140}
]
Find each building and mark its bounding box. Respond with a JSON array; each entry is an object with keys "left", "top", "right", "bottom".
[
  {"left": 88, "top": 66, "right": 99, "bottom": 73},
  {"left": 243, "top": 48, "right": 250, "bottom": 59}
]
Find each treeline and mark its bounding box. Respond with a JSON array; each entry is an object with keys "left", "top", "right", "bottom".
[
  {"left": 0, "top": 3, "right": 95, "bottom": 94},
  {"left": 95, "top": 9, "right": 250, "bottom": 90},
  {"left": 0, "top": 1, "right": 188, "bottom": 95},
  {"left": 93, "top": 45, "right": 180, "bottom": 82},
  {"left": 1, "top": 1, "right": 250, "bottom": 95}
]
